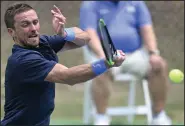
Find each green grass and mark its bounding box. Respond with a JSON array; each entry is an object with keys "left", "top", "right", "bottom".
[
  {"left": 1, "top": 83, "right": 184, "bottom": 125},
  {"left": 49, "top": 83, "right": 184, "bottom": 125}
]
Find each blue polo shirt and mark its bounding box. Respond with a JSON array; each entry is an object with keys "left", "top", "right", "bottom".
[
  {"left": 80, "top": 1, "right": 152, "bottom": 53},
  {"left": 1, "top": 35, "right": 66, "bottom": 125}
]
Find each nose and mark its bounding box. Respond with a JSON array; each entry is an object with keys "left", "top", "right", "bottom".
[{"left": 30, "top": 24, "right": 36, "bottom": 31}]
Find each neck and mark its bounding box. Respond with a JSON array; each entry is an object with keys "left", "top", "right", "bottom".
[
  {"left": 14, "top": 39, "right": 25, "bottom": 47},
  {"left": 14, "top": 40, "right": 39, "bottom": 49}
]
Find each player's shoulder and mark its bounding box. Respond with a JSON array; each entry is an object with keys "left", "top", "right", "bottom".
[
  {"left": 40, "top": 35, "right": 51, "bottom": 43},
  {"left": 40, "top": 34, "right": 63, "bottom": 44},
  {"left": 9, "top": 45, "right": 43, "bottom": 65}
]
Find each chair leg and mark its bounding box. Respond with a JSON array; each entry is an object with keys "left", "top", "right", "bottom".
[
  {"left": 142, "top": 79, "right": 153, "bottom": 125},
  {"left": 83, "top": 80, "right": 93, "bottom": 124},
  {"left": 127, "top": 78, "right": 136, "bottom": 124}
]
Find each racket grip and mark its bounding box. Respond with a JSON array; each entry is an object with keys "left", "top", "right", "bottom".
[
  {"left": 91, "top": 59, "right": 108, "bottom": 76},
  {"left": 113, "top": 50, "right": 121, "bottom": 60}
]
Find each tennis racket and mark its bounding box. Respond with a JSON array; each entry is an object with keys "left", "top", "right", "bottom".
[{"left": 98, "top": 18, "right": 117, "bottom": 66}]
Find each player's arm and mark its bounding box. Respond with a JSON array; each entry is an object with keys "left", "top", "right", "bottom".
[
  {"left": 85, "top": 28, "right": 105, "bottom": 58},
  {"left": 50, "top": 5, "right": 90, "bottom": 52},
  {"left": 43, "top": 27, "right": 90, "bottom": 53},
  {"left": 18, "top": 50, "right": 125, "bottom": 85},
  {"left": 79, "top": 2, "right": 105, "bottom": 58},
  {"left": 18, "top": 52, "right": 110, "bottom": 84},
  {"left": 45, "top": 49, "right": 125, "bottom": 85},
  {"left": 45, "top": 60, "right": 111, "bottom": 85},
  {"left": 136, "top": 1, "right": 159, "bottom": 54},
  {"left": 60, "top": 27, "right": 91, "bottom": 52}
]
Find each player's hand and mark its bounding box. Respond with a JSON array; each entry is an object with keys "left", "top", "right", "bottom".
[
  {"left": 51, "top": 5, "right": 66, "bottom": 37},
  {"left": 149, "top": 54, "right": 163, "bottom": 72},
  {"left": 112, "top": 50, "right": 126, "bottom": 67}
]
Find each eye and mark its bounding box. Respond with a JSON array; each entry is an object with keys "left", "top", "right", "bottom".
[
  {"left": 33, "top": 20, "right": 39, "bottom": 25},
  {"left": 21, "top": 21, "right": 29, "bottom": 27}
]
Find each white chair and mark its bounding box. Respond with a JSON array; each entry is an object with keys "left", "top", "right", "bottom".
[{"left": 82, "top": 46, "right": 153, "bottom": 125}]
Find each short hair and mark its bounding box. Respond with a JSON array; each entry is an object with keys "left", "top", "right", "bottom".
[{"left": 4, "top": 3, "right": 33, "bottom": 29}]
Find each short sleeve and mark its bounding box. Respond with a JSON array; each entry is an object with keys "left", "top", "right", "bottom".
[
  {"left": 135, "top": 1, "right": 152, "bottom": 27},
  {"left": 79, "top": 1, "right": 98, "bottom": 30},
  {"left": 17, "top": 52, "right": 57, "bottom": 83},
  {"left": 40, "top": 35, "right": 66, "bottom": 53}
]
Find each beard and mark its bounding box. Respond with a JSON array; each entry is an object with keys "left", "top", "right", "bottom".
[
  {"left": 15, "top": 34, "right": 40, "bottom": 48},
  {"left": 27, "top": 36, "right": 40, "bottom": 47}
]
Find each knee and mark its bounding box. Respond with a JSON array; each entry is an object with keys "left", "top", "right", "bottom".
[
  {"left": 161, "top": 59, "right": 168, "bottom": 70},
  {"left": 151, "top": 58, "right": 168, "bottom": 73},
  {"left": 159, "top": 58, "right": 168, "bottom": 71}
]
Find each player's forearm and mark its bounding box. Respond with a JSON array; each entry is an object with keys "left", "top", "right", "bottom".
[
  {"left": 65, "top": 27, "right": 91, "bottom": 46},
  {"left": 140, "top": 25, "right": 158, "bottom": 52},
  {"left": 45, "top": 60, "right": 111, "bottom": 85},
  {"left": 86, "top": 28, "right": 105, "bottom": 58},
  {"left": 62, "top": 61, "right": 111, "bottom": 85},
  {"left": 59, "top": 64, "right": 98, "bottom": 85}
]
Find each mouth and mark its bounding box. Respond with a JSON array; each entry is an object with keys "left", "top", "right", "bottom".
[{"left": 28, "top": 34, "right": 39, "bottom": 38}]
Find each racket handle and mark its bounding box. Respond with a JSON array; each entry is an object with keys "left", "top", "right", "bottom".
[{"left": 113, "top": 50, "right": 121, "bottom": 60}]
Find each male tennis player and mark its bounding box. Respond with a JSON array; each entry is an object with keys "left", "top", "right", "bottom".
[
  {"left": 80, "top": 1, "right": 171, "bottom": 125},
  {"left": 1, "top": 3, "right": 125, "bottom": 125}
]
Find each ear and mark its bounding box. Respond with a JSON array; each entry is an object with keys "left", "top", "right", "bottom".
[{"left": 7, "top": 28, "right": 15, "bottom": 37}]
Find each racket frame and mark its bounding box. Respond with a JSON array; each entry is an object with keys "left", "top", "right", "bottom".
[{"left": 98, "top": 19, "right": 117, "bottom": 66}]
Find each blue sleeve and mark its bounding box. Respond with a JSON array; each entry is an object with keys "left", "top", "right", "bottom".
[
  {"left": 136, "top": 1, "right": 152, "bottom": 27},
  {"left": 79, "top": 1, "right": 98, "bottom": 30},
  {"left": 41, "top": 35, "right": 66, "bottom": 53},
  {"left": 17, "top": 52, "right": 57, "bottom": 83}
]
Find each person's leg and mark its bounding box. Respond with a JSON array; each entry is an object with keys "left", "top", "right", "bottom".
[
  {"left": 119, "top": 48, "right": 171, "bottom": 124},
  {"left": 86, "top": 49, "right": 113, "bottom": 125},
  {"left": 91, "top": 70, "right": 113, "bottom": 125},
  {"left": 147, "top": 58, "right": 172, "bottom": 125},
  {"left": 147, "top": 58, "right": 169, "bottom": 115},
  {"left": 91, "top": 71, "right": 113, "bottom": 114}
]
